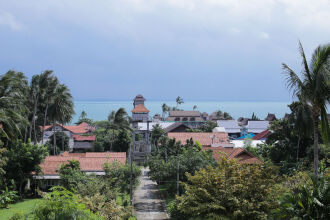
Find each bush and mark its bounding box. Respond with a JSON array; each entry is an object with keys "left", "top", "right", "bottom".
[
  {"left": 104, "top": 161, "right": 141, "bottom": 193},
  {"left": 276, "top": 171, "right": 329, "bottom": 219},
  {"left": 148, "top": 145, "right": 216, "bottom": 194},
  {"left": 32, "top": 186, "right": 101, "bottom": 220},
  {"left": 176, "top": 156, "right": 280, "bottom": 219},
  {"left": 0, "top": 187, "right": 18, "bottom": 208},
  {"left": 57, "top": 159, "right": 86, "bottom": 190},
  {"left": 9, "top": 212, "right": 25, "bottom": 220}
]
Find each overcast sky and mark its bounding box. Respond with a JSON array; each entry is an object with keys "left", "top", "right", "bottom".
[{"left": 0, "top": 0, "right": 329, "bottom": 101}]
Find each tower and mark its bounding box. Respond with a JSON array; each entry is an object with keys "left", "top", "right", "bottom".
[{"left": 131, "top": 94, "right": 151, "bottom": 163}]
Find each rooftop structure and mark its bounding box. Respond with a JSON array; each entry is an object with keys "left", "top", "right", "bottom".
[
  {"left": 265, "top": 113, "right": 277, "bottom": 121},
  {"left": 35, "top": 152, "right": 126, "bottom": 189},
  {"left": 42, "top": 122, "right": 96, "bottom": 152},
  {"left": 203, "top": 146, "right": 262, "bottom": 164},
  {"left": 252, "top": 129, "right": 271, "bottom": 140},
  {"left": 168, "top": 132, "right": 229, "bottom": 146},
  {"left": 166, "top": 110, "right": 206, "bottom": 128},
  {"left": 217, "top": 120, "right": 241, "bottom": 133},
  {"left": 133, "top": 94, "right": 146, "bottom": 108},
  {"left": 245, "top": 121, "right": 270, "bottom": 133}
]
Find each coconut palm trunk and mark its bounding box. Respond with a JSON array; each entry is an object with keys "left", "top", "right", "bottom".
[
  {"left": 53, "top": 121, "right": 56, "bottom": 155},
  {"left": 41, "top": 102, "right": 49, "bottom": 145},
  {"left": 313, "top": 115, "right": 319, "bottom": 177}
]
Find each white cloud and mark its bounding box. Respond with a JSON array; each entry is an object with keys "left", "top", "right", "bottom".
[
  {"left": 258, "top": 32, "right": 269, "bottom": 39},
  {"left": 0, "top": 10, "right": 23, "bottom": 31}
]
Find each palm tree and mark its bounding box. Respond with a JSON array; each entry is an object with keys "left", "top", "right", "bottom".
[
  {"left": 282, "top": 42, "right": 330, "bottom": 177},
  {"left": 176, "top": 96, "right": 184, "bottom": 108},
  {"left": 107, "top": 108, "right": 131, "bottom": 151},
  {"left": 29, "top": 71, "right": 54, "bottom": 143},
  {"left": 48, "top": 84, "right": 74, "bottom": 154},
  {"left": 193, "top": 105, "right": 197, "bottom": 111},
  {"left": 0, "top": 71, "right": 29, "bottom": 143},
  {"left": 288, "top": 101, "right": 313, "bottom": 161},
  {"left": 161, "top": 103, "right": 169, "bottom": 120},
  {"left": 40, "top": 73, "right": 58, "bottom": 144}
]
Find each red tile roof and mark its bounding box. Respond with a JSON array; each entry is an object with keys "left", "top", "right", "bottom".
[
  {"left": 43, "top": 122, "right": 95, "bottom": 134},
  {"left": 39, "top": 152, "right": 126, "bottom": 175},
  {"left": 73, "top": 134, "right": 96, "bottom": 141},
  {"left": 252, "top": 129, "right": 271, "bottom": 140},
  {"left": 131, "top": 104, "right": 150, "bottom": 113},
  {"left": 168, "top": 132, "right": 229, "bottom": 146},
  {"left": 203, "top": 146, "right": 262, "bottom": 164}
]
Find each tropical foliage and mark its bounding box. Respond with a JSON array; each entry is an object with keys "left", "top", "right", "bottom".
[
  {"left": 176, "top": 156, "right": 280, "bottom": 220},
  {"left": 4, "top": 140, "right": 48, "bottom": 196},
  {"left": 282, "top": 42, "right": 330, "bottom": 177}
]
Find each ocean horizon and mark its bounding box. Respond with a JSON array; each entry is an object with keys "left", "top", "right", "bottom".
[{"left": 72, "top": 100, "right": 291, "bottom": 123}]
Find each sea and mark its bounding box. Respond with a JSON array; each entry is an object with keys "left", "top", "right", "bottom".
[{"left": 72, "top": 101, "right": 291, "bottom": 123}]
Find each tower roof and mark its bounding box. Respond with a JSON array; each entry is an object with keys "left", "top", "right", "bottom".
[
  {"left": 134, "top": 94, "right": 145, "bottom": 100},
  {"left": 131, "top": 104, "right": 150, "bottom": 113}
]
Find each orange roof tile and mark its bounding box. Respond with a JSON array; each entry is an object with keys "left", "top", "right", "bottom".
[
  {"left": 43, "top": 123, "right": 95, "bottom": 134},
  {"left": 39, "top": 152, "right": 126, "bottom": 175},
  {"left": 131, "top": 104, "right": 150, "bottom": 113},
  {"left": 73, "top": 134, "right": 96, "bottom": 141},
  {"left": 203, "top": 146, "right": 262, "bottom": 164},
  {"left": 168, "top": 132, "right": 229, "bottom": 146}
]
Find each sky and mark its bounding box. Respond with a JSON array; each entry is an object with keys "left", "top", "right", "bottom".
[{"left": 0, "top": 0, "right": 329, "bottom": 101}]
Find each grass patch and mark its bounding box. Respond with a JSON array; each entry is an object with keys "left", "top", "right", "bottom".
[{"left": 0, "top": 198, "right": 41, "bottom": 219}]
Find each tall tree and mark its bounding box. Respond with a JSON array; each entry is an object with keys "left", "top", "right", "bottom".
[
  {"left": 29, "top": 71, "right": 54, "bottom": 143},
  {"left": 161, "top": 103, "right": 169, "bottom": 120},
  {"left": 282, "top": 42, "right": 330, "bottom": 177},
  {"left": 193, "top": 105, "right": 197, "bottom": 111},
  {"left": 176, "top": 96, "right": 184, "bottom": 108},
  {"left": 0, "top": 71, "right": 29, "bottom": 143},
  {"left": 76, "top": 110, "right": 93, "bottom": 125},
  {"left": 288, "top": 101, "right": 313, "bottom": 161},
  {"left": 107, "top": 108, "right": 131, "bottom": 151},
  {"left": 48, "top": 84, "right": 74, "bottom": 154},
  {"left": 40, "top": 72, "right": 58, "bottom": 144}
]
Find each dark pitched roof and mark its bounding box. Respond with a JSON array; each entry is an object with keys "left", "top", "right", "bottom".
[
  {"left": 165, "top": 122, "right": 189, "bottom": 132},
  {"left": 265, "top": 113, "right": 276, "bottom": 121},
  {"left": 284, "top": 113, "right": 291, "bottom": 120}
]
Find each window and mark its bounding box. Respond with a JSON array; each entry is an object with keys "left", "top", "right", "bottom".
[
  {"left": 182, "top": 117, "right": 188, "bottom": 121},
  {"left": 190, "top": 117, "right": 195, "bottom": 121},
  {"left": 175, "top": 117, "right": 180, "bottom": 121}
]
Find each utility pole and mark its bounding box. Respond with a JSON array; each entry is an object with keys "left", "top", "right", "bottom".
[
  {"left": 177, "top": 154, "right": 180, "bottom": 195},
  {"left": 130, "top": 142, "right": 133, "bottom": 205}
]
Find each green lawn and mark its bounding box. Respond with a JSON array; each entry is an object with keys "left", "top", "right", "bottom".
[{"left": 0, "top": 198, "right": 41, "bottom": 220}]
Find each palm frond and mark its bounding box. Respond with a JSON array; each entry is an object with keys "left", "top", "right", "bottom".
[
  {"left": 298, "top": 41, "right": 312, "bottom": 82},
  {"left": 320, "top": 107, "right": 330, "bottom": 145},
  {"left": 282, "top": 63, "right": 304, "bottom": 97}
]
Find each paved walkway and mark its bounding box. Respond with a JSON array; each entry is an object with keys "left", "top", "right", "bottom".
[{"left": 133, "top": 167, "right": 169, "bottom": 220}]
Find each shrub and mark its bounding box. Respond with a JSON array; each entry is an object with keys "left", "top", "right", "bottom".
[
  {"left": 32, "top": 186, "right": 101, "bottom": 220},
  {"left": 276, "top": 172, "right": 329, "bottom": 219},
  {"left": 9, "top": 212, "right": 25, "bottom": 220},
  {"left": 0, "top": 187, "right": 18, "bottom": 208},
  {"left": 57, "top": 159, "right": 86, "bottom": 190},
  {"left": 104, "top": 161, "right": 141, "bottom": 193},
  {"left": 176, "top": 156, "right": 280, "bottom": 219}
]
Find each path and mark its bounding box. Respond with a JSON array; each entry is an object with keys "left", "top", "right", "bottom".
[{"left": 133, "top": 167, "right": 169, "bottom": 220}]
